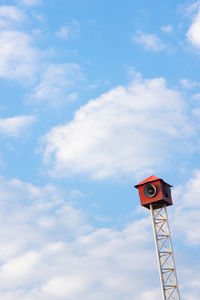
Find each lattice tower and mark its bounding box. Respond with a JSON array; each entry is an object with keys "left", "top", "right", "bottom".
[{"left": 150, "top": 204, "right": 180, "bottom": 300}]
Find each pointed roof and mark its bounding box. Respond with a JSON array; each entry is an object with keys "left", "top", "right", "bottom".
[{"left": 134, "top": 175, "right": 172, "bottom": 188}]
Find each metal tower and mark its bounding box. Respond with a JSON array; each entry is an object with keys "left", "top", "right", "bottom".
[
  {"left": 135, "top": 175, "right": 180, "bottom": 300},
  {"left": 150, "top": 204, "right": 180, "bottom": 300}
]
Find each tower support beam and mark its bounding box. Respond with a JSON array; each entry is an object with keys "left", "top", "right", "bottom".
[{"left": 150, "top": 204, "right": 180, "bottom": 300}]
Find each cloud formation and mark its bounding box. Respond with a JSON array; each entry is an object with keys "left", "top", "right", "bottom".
[
  {"left": 16, "top": 0, "right": 42, "bottom": 6},
  {"left": 42, "top": 77, "right": 194, "bottom": 179},
  {"left": 161, "top": 25, "right": 173, "bottom": 33},
  {"left": 0, "top": 115, "right": 36, "bottom": 137},
  {"left": 0, "top": 5, "right": 26, "bottom": 28},
  {"left": 173, "top": 170, "right": 200, "bottom": 245},
  {"left": 56, "top": 20, "right": 80, "bottom": 40},
  {"left": 0, "top": 4, "right": 81, "bottom": 106},
  {"left": 0, "top": 30, "right": 40, "bottom": 83},
  {"left": 133, "top": 31, "right": 167, "bottom": 52},
  {"left": 0, "top": 4, "right": 42, "bottom": 83},
  {"left": 179, "top": 78, "right": 200, "bottom": 89},
  {"left": 0, "top": 175, "right": 160, "bottom": 299},
  {"left": 28, "top": 63, "right": 83, "bottom": 106},
  {"left": 187, "top": 5, "right": 200, "bottom": 49},
  {"left": 0, "top": 176, "right": 91, "bottom": 254}
]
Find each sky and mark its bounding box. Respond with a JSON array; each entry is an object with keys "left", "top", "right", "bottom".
[{"left": 0, "top": 0, "right": 200, "bottom": 299}]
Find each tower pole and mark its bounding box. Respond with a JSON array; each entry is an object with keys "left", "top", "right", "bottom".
[{"left": 150, "top": 204, "right": 180, "bottom": 300}]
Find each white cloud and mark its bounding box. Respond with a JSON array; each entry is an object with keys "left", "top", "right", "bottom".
[
  {"left": 186, "top": 5, "right": 200, "bottom": 49},
  {"left": 0, "top": 177, "right": 92, "bottom": 296},
  {"left": 184, "top": 1, "right": 200, "bottom": 15},
  {"left": 133, "top": 31, "right": 167, "bottom": 52},
  {"left": 43, "top": 275, "right": 91, "bottom": 298},
  {"left": 173, "top": 170, "right": 200, "bottom": 245},
  {"left": 161, "top": 25, "right": 173, "bottom": 33},
  {"left": 56, "top": 20, "right": 80, "bottom": 40},
  {"left": 41, "top": 77, "right": 194, "bottom": 179},
  {"left": 56, "top": 26, "right": 71, "bottom": 39},
  {"left": 2, "top": 251, "right": 39, "bottom": 277},
  {"left": 0, "top": 30, "right": 40, "bottom": 83},
  {"left": 0, "top": 208, "right": 156, "bottom": 298},
  {"left": 0, "top": 115, "right": 36, "bottom": 137},
  {"left": 192, "top": 92, "right": 200, "bottom": 101},
  {"left": 28, "top": 63, "right": 83, "bottom": 106},
  {"left": 0, "top": 6, "right": 26, "bottom": 28},
  {"left": 16, "top": 0, "right": 42, "bottom": 6},
  {"left": 0, "top": 176, "right": 91, "bottom": 263},
  {"left": 137, "top": 289, "right": 161, "bottom": 300},
  {"left": 0, "top": 175, "right": 158, "bottom": 299},
  {"left": 180, "top": 78, "right": 200, "bottom": 89}
]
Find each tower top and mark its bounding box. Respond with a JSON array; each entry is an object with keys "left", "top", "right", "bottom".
[
  {"left": 134, "top": 175, "right": 172, "bottom": 189},
  {"left": 134, "top": 175, "right": 173, "bottom": 209}
]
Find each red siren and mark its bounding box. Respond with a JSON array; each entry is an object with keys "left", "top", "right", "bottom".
[{"left": 134, "top": 175, "right": 173, "bottom": 209}]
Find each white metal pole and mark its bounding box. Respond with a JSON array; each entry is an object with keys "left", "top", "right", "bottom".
[
  {"left": 164, "top": 205, "right": 180, "bottom": 300},
  {"left": 150, "top": 203, "right": 166, "bottom": 300}
]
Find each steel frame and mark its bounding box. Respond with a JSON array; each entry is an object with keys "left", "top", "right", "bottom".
[{"left": 150, "top": 204, "right": 180, "bottom": 300}]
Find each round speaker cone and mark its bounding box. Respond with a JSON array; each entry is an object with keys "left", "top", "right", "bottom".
[{"left": 144, "top": 184, "right": 157, "bottom": 198}]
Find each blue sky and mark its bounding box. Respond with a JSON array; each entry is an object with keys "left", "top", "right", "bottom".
[{"left": 0, "top": 0, "right": 200, "bottom": 299}]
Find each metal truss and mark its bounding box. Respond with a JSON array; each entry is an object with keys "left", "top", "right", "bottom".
[{"left": 150, "top": 204, "right": 180, "bottom": 300}]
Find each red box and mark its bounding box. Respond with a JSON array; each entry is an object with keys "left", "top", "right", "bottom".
[{"left": 134, "top": 175, "right": 173, "bottom": 209}]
